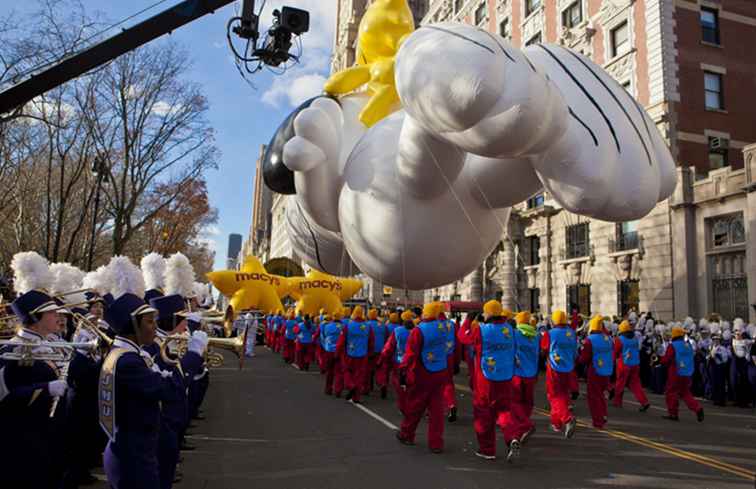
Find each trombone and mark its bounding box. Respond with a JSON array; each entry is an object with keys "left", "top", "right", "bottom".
[{"left": 158, "top": 324, "right": 249, "bottom": 371}]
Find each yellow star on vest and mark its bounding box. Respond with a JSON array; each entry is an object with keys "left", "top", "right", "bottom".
[
  {"left": 679, "top": 361, "right": 686, "bottom": 368},
  {"left": 206, "top": 256, "right": 288, "bottom": 318},
  {"left": 360, "top": 324, "right": 367, "bottom": 330},
  {"left": 566, "top": 331, "right": 572, "bottom": 337},
  {"left": 426, "top": 352, "right": 435, "bottom": 361},
  {"left": 446, "top": 341, "right": 453, "bottom": 350},
  {"left": 502, "top": 328, "right": 510, "bottom": 336},
  {"left": 286, "top": 269, "right": 362, "bottom": 316},
  {"left": 598, "top": 358, "right": 604, "bottom": 367},
  {"left": 486, "top": 357, "right": 496, "bottom": 367},
  {"left": 554, "top": 353, "right": 562, "bottom": 363}
]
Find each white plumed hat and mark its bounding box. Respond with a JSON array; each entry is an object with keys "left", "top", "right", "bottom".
[
  {"left": 11, "top": 251, "right": 54, "bottom": 294},
  {"left": 107, "top": 256, "right": 146, "bottom": 300},
  {"left": 165, "top": 252, "right": 195, "bottom": 298},
  {"left": 140, "top": 253, "right": 166, "bottom": 291}
]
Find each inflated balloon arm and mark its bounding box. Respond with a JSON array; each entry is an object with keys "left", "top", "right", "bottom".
[{"left": 324, "top": 65, "right": 371, "bottom": 95}]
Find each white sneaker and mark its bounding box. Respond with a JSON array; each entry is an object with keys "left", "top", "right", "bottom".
[
  {"left": 506, "top": 440, "right": 520, "bottom": 463},
  {"left": 564, "top": 418, "right": 577, "bottom": 439},
  {"left": 474, "top": 451, "right": 496, "bottom": 461}
]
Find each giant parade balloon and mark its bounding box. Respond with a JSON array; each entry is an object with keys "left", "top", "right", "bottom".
[
  {"left": 206, "top": 256, "right": 289, "bottom": 315},
  {"left": 286, "top": 269, "right": 363, "bottom": 317},
  {"left": 264, "top": 0, "right": 676, "bottom": 290}
]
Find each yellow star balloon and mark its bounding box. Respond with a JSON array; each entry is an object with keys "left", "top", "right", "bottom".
[
  {"left": 286, "top": 269, "right": 362, "bottom": 316},
  {"left": 324, "top": 0, "right": 415, "bottom": 127},
  {"left": 206, "top": 256, "right": 289, "bottom": 318}
]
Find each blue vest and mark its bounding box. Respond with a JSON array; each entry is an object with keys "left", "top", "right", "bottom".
[
  {"left": 514, "top": 329, "right": 539, "bottom": 378},
  {"left": 548, "top": 327, "right": 577, "bottom": 373},
  {"left": 394, "top": 327, "right": 411, "bottom": 364},
  {"left": 369, "top": 320, "right": 387, "bottom": 353},
  {"left": 619, "top": 334, "right": 640, "bottom": 367},
  {"left": 672, "top": 339, "right": 694, "bottom": 377},
  {"left": 346, "top": 320, "right": 370, "bottom": 358},
  {"left": 444, "top": 321, "right": 456, "bottom": 356},
  {"left": 297, "top": 322, "right": 314, "bottom": 344},
  {"left": 387, "top": 322, "right": 398, "bottom": 337},
  {"left": 418, "top": 320, "right": 448, "bottom": 372},
  {"left": 284, "top": 319, "right": 297, "bottom": 340},
  {"left": 589, "top": 333, "right": 613, "bottom": 376},
  {"left": 479, "top": 322, "right": 515, "bottom": 381},
  {"left": 322, "top": 321, "right": 343, "bottom": 353}
]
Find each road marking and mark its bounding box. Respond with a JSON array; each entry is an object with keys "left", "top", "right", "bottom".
[
  {"left": 186, "top": 435, "right": 272, "bottom": 443},
  {"left": 623, "top": 398, "right": 755, "bottom": 420},
  {"left": 454, "top": 384, "right": 755, "bottom": 482},
  {"left": 351, "top": 402, "right": 399, "bottom": 431}
]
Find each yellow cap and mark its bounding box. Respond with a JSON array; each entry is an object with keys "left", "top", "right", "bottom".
[
  {"left": 389, "top": 312, "right": 399, "bottom": 323},
  {"left": 401, "top": 310, "right": 414, "bottom": 322},
  {"left": 515, "top": 311, "right": 531, "bottom": 325},
  {"left": 552, "top": 310, "right": 567, "bottom": 325},
  {"left": 351, "top": 305, "right": 365, "bottom": 320},
  {"left": 333, "top": 311, "right": 344, "bottom": 320},
  {"left": 502, "top": 308, "right": 513, "bottom": 319},
  {"left": 413, "top": 317, "right": 421, "bottom": 326},
  {"left": 324, "top": 313, "right": 332, "bottom": 322},
  {"left": 368, "top": 308, "right": 378, "bottom": 320},
  {"left": 422, "top": 303, "right": 440, "bottom": 320},
  {"left": 319, "top": 308, "right": 326, "bottom": 315},
  {"left": 671, "top": 326, "right": 684, "bottom": 339},
  {"left": 343, "top": 307, "right": 352, "bottom": 317},
  {"left": 483, "top": 300, "right": 503, "bottom": 318},
  {"left": 618, "top": 320, "right": 632, "bottom": 334},
  {"left": 589, "top": 315, "right": 604, "bottom": 333}
]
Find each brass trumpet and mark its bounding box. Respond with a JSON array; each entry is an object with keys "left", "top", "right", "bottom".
[{"left": 158, "top": 326, "right": 249, "bottom": 370}]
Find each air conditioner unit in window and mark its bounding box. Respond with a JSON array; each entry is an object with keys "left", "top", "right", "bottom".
[{"left": 709, "top": 137, "right": 729, "bottom": 150}]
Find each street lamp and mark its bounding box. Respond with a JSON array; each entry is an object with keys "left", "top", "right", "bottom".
[{"left": 86, "top": 157, "right": 106, "bottom": 271}]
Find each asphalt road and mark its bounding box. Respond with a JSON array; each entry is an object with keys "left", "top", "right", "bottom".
[{"left": 97, "top": 345, "right": 756, "bottom": 489}]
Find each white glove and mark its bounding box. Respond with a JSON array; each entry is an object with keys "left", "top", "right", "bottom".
[
  {"left": 188, "top": 330, "right": 209, "bottom": 355},
  {"left": 48, "top": 380, "right": 68, "bottom": 397},
  {"left": 150, "top": 362, "right": 173, "bottom": 379}
]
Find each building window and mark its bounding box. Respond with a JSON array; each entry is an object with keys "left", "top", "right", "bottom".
[
  {"left": 567, "top": 284, "right": 591, "bottom": 316},
  {"left": 614, "top": 220, "right": 639, "bottom": 251},
  {"left": 455, "top": 0, "right": 464, "bottom": 14},
  {"left": 710, "top": 252, "right": 748, "bottom": 320},
  {"left": 710, "top": 213, "right": 745, "bottom": 248},
  {"left": 526, "top": 236, "right": 541, "bottom": 266},
  {"left": 500, "top": 18, "right": 510, "bottom": 39},
  {"left": 704, "top": 71, "right": 724, "bottom": 110},
  {"left": 565, "top": 222, "right": 590, "bottom": 259},
  {"left": 526, "top": 192, "right": 544, "bottom": 209},
  {"left": 708, "top": 136, "right": 729, "bottom": 169},
  {"left": 529, "top": 288, "right": 540, "bottom": 312},
  {"left": 562, "top": 1, "right": 582, "bottom": 28},
  {"left": 701, "top": 7, "right": 720, "bottom": 45},
  {"left": 526, "top": 32, "right": 542, "bottom": 46},
  {"left": 617, "top": 280, "right": 639, "bottom": 317},
  {"left": 525, "top": 0, "right": 541, "bottom": 17},
  {"left": 610, "top": 21, "right": 630, "bottom": 58},
  {"left": 474, "top": 2, "right": 487, "bottom": 25}
]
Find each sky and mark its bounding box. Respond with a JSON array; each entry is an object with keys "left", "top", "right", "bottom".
[{"left": 0, "top": 0, "right": 337, "bottom": 272}]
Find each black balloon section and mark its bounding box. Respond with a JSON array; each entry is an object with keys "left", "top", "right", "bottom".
[{"left": 262, "top": 95, "right": 336, "bottom": 195}]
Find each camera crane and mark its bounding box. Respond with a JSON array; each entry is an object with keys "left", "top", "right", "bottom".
[{"left": 0, "top": 0, "right": 309, "bottom": 115}]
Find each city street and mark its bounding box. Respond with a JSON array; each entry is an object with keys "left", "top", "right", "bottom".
[{"left": 93, "top": 346, "right": 756, "bottom": 489}]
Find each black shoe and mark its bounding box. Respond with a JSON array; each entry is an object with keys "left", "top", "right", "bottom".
[
  {"left": 380, "top": 386, "right": 388, "bottom": 399},
  {"left": 351, "top": 398, "right": 361, "bottom": 405},
  {"left": 608, "top": 390, "right": 615, "bottom": 401},
  {"left": 519, "top": 426, "right": 535, "bottom": 445},
  {"left": 564, "top": 418, "right": 576, "bottom": 439},
  {"left": 345, "top": 389, "right": 354, "bottom": 401},
  {"left": 696, "top": 409, "right": 704, "bottom": 422},
  {"left": 639, "top": 404, "right": 651, "bottom": 412},
  {"left": 396, "top": 431, "right": 415, "bottom": 446},
  {"left": 335, "top": 392, "right": 342, "bottom": 398},
  {"left": 506, "top": 440, "right": 520, "bottom": 463},
  {"left": 662, "top": 414, "right": 679, "bottom": 421},
  {"left": 447, "top": 406, "right": 458, "bottom": 423},
  {"left": 571, "top": 392, "right": 579, "bottom": 401},
  {"left": 193, "top": 414, "right": 206, "bottom": 421},
  {"left": 430, "top": 447, "right": 443, "bottom": 454}
]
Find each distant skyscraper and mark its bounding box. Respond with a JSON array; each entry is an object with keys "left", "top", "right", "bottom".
[{"left": 227, "top": 233, "right": 242, "bottom": 269}]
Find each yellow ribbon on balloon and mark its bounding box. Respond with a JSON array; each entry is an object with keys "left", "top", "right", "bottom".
[
  {"left": 286, "top": 269, "right": 363, "bottom": 316},
  {"left": 206, "top": 256, "right": 290, "bottom": 317},
  {"left": 324, "top": 0, "right": 415, "bottom": 127}
]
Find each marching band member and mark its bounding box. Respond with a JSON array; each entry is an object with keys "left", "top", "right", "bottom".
[
  {"left": 293, "top": 314, "right": 316, "bottom": 370},
  {"left": 146, "top": 293, "right": 209, "bottom": 489},
  {"left": 0, "top": 288, "right": 70, "bottom": 489},
  {"left": 511, "top": 311, "right": 539, "bottom": 445},
  {"left": 660, "top": 326, "right": 704, "bottom": 422},
  {"left": 613, "top": 320, "right": 650, "bottom": 411},
  {"left": 98, "top": 256, "right": 175, "bottom": 489},
  {"left": 731, "top": 320, "right": 754, "bottom": 407},
  {"left": 577, "top": 316, "right": 614, "bottom": 429},
  {"left": 336, "top": 306, "right": 374, "bottom": 403},
  {"left": 379, "top": 310, "right": 415, "bottom": 414},
  {"left": 540, "top": 310, "right": 577, "bottom": 438},
  {"left": 395, "top": 303, "right": 447, "bottom": 453}
]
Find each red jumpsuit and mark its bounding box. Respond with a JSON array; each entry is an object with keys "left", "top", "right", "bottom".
[
  {"left": 660, "top": 343, "right": 701, "bottom": 417},
  {"left": 275, "top": 322, "right": 285, "bottom": 353},
  {"left": 336, "top": 322, "right": 374, "bottom": 403},
  {"left": 397, "top": 327, "right": 447, "bottom": 451},
  {"left": 578, "top": 337, "right": 611, "bottom": 429},
  {"left": 612, "top": 337, "right": 648, "bottom": 408},
  {"left": 380, "top": 330, "right": 407, "bottom": 414},
  {"left": 459, "top": 320, "right": 518, "bottom": 456},
  {"left": 540, "top": 328, "right": 575, "bottom": 430}
]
